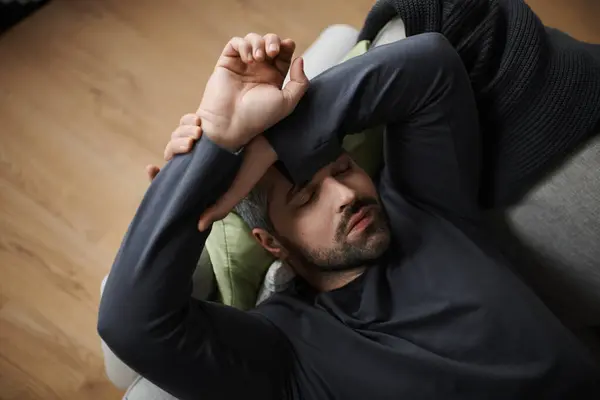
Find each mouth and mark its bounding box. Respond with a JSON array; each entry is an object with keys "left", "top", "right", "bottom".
[{"left": 346, "top": 205, "right": 376, "bottom": 236}]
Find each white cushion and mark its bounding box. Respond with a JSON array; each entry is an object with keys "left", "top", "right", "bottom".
[
  {"left": 124, "top": 376, "right": 177, "bottom": 400},
  {"left": 100, "top": 276, "right": 140, "bottom": 389}
]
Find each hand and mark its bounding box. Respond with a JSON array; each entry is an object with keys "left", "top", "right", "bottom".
[
  {"left": 149, "top": 32, "right": 308, "bottom": 230},
  {"left": 196, "top": 33, "right": 309, "bottom": 151},
  {"left": 145, "top": 113, "right": 203, "bottom": 181}
]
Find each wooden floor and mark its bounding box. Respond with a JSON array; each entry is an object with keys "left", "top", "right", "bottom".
[{"left": 0, "top": 0, "right": 598, "bottom": 399}]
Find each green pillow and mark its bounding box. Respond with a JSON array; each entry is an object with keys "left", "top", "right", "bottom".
[
  {"left": 204, "top": 40, "right": 384, "bottom": 310},
  {"left": 205, "top": 213, "right": 275, "bottom": 310}
]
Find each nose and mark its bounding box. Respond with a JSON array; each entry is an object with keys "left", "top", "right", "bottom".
[{"left": 322, "top": 176, "right": 356, "bottom": 213}]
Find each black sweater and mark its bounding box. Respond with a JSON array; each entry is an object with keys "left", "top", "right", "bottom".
[
  {"left": 357, "top": 0, "right": 600, "bottom": 207},
  {"left": 99, "top": 34, "right": 600, "bottom": 400}
]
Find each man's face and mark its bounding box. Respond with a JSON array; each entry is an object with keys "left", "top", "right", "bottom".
[{"left": 263, "top": 154, "right": 391, "bottom": 271}]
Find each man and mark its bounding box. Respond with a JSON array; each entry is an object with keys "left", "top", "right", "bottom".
[{"left": 98, "top": 32, "right": 600, "bottom": 399}]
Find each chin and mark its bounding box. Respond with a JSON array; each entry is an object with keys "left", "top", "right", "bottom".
[
  {"left": 349, "top": 222, "right": 391, "bottom": 262},
  {"left": 300, "top": 215, "right": 392, "bottom": 271},
  {"left": 366, "top": 230, "right": 391, "bottom": 258}
]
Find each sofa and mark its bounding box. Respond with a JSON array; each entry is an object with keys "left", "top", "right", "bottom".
[{"left": 100, "top": 21, "right": 600, "bottom": 399}]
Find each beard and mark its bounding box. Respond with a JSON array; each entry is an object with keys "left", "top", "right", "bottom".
[{"left": 282, "top": 197, "right": 391, "bottom": 272}]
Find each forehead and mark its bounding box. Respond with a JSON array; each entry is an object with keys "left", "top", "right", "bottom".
[
  {"left": 261, "top": 154, "right": 351, "bottom": 203},
  {"left": 260, "top": 166, "right": 294, "bottom": 203}
]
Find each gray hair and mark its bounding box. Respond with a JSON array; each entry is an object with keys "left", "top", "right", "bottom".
[{"left": 233, "top": 185, "right": 275, "bottom": 234}]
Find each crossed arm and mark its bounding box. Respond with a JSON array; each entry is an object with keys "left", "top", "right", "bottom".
[
  {"left": 266, "top": 32, "right": 481, "bottom": 220},
  {"left": 98, "top": 32, "right": 480, "bottom": 400}
]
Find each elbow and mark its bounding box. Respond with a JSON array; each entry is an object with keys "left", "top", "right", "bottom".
[
  {"left": 97, "top": 309, "right": 127, "bottom": 356},
  {"left": 416, "top": 32, "right": 465, "bottom": 72},
  {"left": 407, "top": 32, "right": 470, "bottom": 94},
  {"left": 98, "top": 309, "right": 118, "bottom": 345},
  {"left": 97, "top": 300, "right": 139, "bottom": 364},
  {"left": 97, "top": 293, "right": 165, "bottom": 372},
  {"left": 97, "top": 315, "right": 146, "bottom": 379},
  {"left": 97, "top": 274, "right": 144, "bottom": 361},
  {"left": 417, "top": 32, "right": 452, "bottom": 49},
  {"left": 98, "top": 312, "right": 148, "bottom": 374},
  {"left": 98, "top": 276, "right": 125, "bottom": 353}
]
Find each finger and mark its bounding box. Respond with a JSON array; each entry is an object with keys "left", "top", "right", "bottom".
[
  {"left": 245, "top": 32, "right": 265, "bottom": 62},
  {"left": 274, "top": 38, "right": 296, "bottom": 76},
  {"left": 164, "top": 137, "right": 196, "bottom": 161},
  {"left": 146, "top": 165, "right": 160, "bottom": 182},
  {"left": 179, "top": 113, "right": 201, "bottom": 126},
  {"left": 198, "top": 136, "right": 277, "bottom": 231},
  {"left": 263, "top": 33, "right": 281, "bottom": 58},
  {"left": 171, "top": 125, "right": 202, "bottom": 140},
  {"left": 281, "top": 57, "right": 309, "bottom": 112},
  {"left": 223, "top": 36, "right": 253, "bottom": 63}
]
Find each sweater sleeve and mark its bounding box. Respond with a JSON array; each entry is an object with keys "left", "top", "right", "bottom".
[
  {"left": 265, "top": 32, "right": 481, "bottom": 220},
  {"left": 98, "top": 137, "right": 293, "bottom": 400}
]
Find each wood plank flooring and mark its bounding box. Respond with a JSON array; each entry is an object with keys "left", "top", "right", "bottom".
[{"left": 0, "top": 0, "right": 598, "bottom": 398}]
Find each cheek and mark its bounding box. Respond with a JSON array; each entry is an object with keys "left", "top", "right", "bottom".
[
  {"left": 290, "top": 207, "right": 337, "bottom": 249},
  {"left": 271, "top": 204, "right": 336, "bottom": 249},
  {"left": 348, "top": 169, "right": 378, "bottom": 198}
]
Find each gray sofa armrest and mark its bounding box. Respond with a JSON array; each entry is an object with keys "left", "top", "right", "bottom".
[
  {"left": 489, "top": 136, "right": 600, "bottom": 328},
  {"left": 123, "top": 377, "right": 178, "bottom": 400}
]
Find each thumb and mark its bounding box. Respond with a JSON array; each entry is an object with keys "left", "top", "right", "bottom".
[
  {"left": 281, "top": 57, "right": 309, "bottom": 112},
  {"left": 198, "top": 136, "right": 277, "bottom": 231},
  {"left": 146, "top": 165, "right": 160, "bottom": 182}
]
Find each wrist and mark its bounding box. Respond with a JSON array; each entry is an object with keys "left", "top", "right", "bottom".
[
  {"left": 195, "top": 112, "right": 245, "bottom": 152},
  {"left": 203, "top": 130, "right": 244, "bottom": 153}
]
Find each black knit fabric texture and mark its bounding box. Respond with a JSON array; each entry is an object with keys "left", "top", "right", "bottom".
[{"left": 358, "top": 0, "right": 600, "bottom": 207}]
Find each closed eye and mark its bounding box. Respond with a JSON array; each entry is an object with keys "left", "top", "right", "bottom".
[
  {"left": 333, "top": 161, "right": 352, "bottom": 176},
  {"left": 293, "top": 160, "right": 352, "bottom": 208},
  {"left": 297, "top": 189, "right": 316, "bottom": 207}
]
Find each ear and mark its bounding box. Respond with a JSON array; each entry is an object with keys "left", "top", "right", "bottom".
[{"left": 251, "top": 228, "right": 288, "bottom": 259}]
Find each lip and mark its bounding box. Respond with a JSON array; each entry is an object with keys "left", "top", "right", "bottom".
[{"left": 346, "top": 206, "right": 375, "bottom": 234}]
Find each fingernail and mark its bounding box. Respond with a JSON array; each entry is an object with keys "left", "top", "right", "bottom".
[
  {"left": 255, "top": 49, "right": 263, "bottom": 59},
  {"left": 268, "top": 44, "right": 278, "bottom": 53},
  {"left": 247, "top": 53, "right": 253, "bottom": 62}
]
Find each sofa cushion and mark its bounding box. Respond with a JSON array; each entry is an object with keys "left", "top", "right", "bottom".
[
  {"left": 123, "top": 376, "right": 177, "bottom": 400},
  {"left": 205, "top": 213, "right": 275, "bottom": 310},
  {"left": 490, "top": 136, "right": 600, "bottom": 327},
  {"left": 191, "top": 247, "right": 216, "bottom": 300}
]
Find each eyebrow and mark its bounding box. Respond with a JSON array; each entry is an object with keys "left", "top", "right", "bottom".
[
  {"left": 283, "top": 157, "right": 348, "bottom": 205},
  {"left": 287, "top": 178, "right": 319, "bottom": 205},
  {"left": 285, "top": 184, "right": 304, "bottom": 205},
  {"left": 267, "top": 183, "right": 276, "bottom": 203}
]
